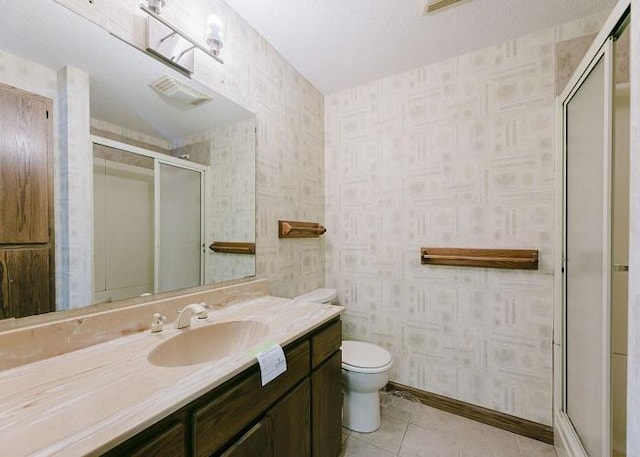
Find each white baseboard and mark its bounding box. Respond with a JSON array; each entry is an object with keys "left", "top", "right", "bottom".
[{"left": 555, "top": 411, "right": 588, "bottom": 457}]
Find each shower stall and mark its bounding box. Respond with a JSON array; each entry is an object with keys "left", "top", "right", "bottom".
[{"left": 555, "top": 2, "right": 630, "bottom": 456}]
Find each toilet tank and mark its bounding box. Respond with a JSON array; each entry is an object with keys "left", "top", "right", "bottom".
[{"left": 294, "top": 288, "right": 337, "bottom": 304}]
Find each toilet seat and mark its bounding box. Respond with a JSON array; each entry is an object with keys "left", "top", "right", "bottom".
[{"left": 342, "top": 340, "right": 393, "bottom": 374}]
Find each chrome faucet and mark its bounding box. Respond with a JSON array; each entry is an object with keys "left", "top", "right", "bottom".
[{"left": 175, "top": 303, "right": 208, "bottom": 329}]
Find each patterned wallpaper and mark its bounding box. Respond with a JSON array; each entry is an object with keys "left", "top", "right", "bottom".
[
  {"left": 173, "top": 118, "right": 257, "bottom": 283},
  {"left": 55, "top": 0, "right": 325, "bottom": 299},
  {"left": 325, "top": 13, "right": 607, "bottom": 425}
]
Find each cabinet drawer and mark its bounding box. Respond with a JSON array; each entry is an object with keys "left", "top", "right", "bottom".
[
  {"left": 311, "top": 319, "right": 341, "bottom": 369},
  {"left": 102, "top": 418, "right": 186, "bottom": 457},
  {"left": 193, "top": 340, "right": 310, "bottom": 457}
]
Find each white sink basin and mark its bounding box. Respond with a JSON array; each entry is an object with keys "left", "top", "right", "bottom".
[{"left": 148, "top": 320, "right": 269, "bottom": 367}]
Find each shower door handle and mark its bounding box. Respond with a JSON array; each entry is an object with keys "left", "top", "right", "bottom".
[{"left": 613, "top": 264, "right": 629, "bottom": 272}]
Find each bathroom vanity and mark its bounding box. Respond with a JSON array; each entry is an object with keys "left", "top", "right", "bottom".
[
  {"left": 0, "top": 283, "right": 343, "bottom": 457},
  {"left": 104, "top": 318, "right": 342, "bottom": 457}
]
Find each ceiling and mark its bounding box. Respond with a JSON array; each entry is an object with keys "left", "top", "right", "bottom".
[{"left": 224, "top": 0, "right": 619, "bottom": 94}]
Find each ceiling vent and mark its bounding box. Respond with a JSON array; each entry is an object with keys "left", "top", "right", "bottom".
[
  {"left": 422, "top": 0, "right": 470, "bottom": 15},
  {"left": 149, "top": 76, "right": 212, "bottom": 108}
]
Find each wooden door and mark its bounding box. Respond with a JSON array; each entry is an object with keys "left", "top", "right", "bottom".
[
  {"left": 266, "top": 379, "right": 310, "bottom": 457},
  {"left": 0, "top": 84, "right": 51, "bottom": 244},
  {"left": 311, "top": 352, "right": 343, "bottom": 457},
  {"left": 0, "top": 248, "right": 51, "bottom": 319}
]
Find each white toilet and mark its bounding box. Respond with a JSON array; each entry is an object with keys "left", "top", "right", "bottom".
[{"left": 294, "top": 288, "right": 394, "bottom": 433}]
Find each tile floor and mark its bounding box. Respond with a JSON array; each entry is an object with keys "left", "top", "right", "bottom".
[{"left": 340, "top": 393, "right": 557, "bottom": 457}]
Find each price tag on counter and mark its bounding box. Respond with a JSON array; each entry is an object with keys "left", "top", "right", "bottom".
[{"left": 256, "top": 344, "right": 287, "bottom": 386}]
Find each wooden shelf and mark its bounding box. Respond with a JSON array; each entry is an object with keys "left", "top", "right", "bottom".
[
  {"left": 278, "top": 220, "right": 326, "bottom": 239},
  {"left": 420, "top": 247, "right": 538, "bottom": 270},
  {"left": 209, "top": 241, "right": 255, "bottom": 255}
]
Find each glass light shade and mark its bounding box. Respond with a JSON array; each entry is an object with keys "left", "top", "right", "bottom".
[{"left": 148, "top": 0, "right": 167, "bottom": 14}]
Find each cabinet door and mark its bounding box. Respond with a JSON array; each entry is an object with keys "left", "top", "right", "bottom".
[
  {"left": 220, "top": 421, "right": 272, "bottom": 457},
  {"left": 0, "top": 84, "right": 50, "bottom": 243},
  {"left": 0, "top": 248, "right": 51, "bottom": 318},
  {"left": 193, "top": 341, "right": 310, "bottom": 457},
  {"left": 311, "top": 351, "right": 343, "bottom": 457},
  {"left": 266, "top": 379, "right": 310, "bottom": 457}
]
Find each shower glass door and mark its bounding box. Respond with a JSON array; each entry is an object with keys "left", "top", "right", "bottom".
[
  {"left": 563, "top": 39, "right": 613, "bottom": 457},
  {"left": 155, "top": 162, "right": 204, "bottom": 293}
]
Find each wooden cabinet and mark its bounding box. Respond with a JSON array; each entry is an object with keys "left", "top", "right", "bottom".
[
  {"left": 126, "top": 421, "right": 186, "bottom": 457},
  {"left": 193, "top": 341, "right": 310, "bottom": 457},
  {"left": 103, "top": 416, "right": 187, "bottom": 457},
  {"left": 220, "top": 421, "right": 272, "bottom": 457},
  {"left": 0, "top": 84, "right": 51, "bottom": 244},
  {"left": 0, "top": 247, "right": 52, "bottom": 319},
  {"left": 104, "top": 317, "right": 342, "bottom": 457},
  {"left": 312, "top": 352, "right": 343, "bottom": 457},
  {"left": 0, "top": 83, "right": 54, "bottom": 319},
  {"left": 266, "top": 378, "right": 311, "bottom": 457}
]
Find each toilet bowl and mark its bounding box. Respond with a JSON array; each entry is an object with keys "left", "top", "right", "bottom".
[
  {"left": 341, "top": 340, "right": 393, "bottom": 432},
  {"left": 294, "top": 288, "right": 394, "bottom": 433}
]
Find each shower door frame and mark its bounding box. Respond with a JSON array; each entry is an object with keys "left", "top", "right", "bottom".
[
  {"left": 554, "top": 2, "right": 630, "bottom": 456},
  {"left": 91, "top": 135, "right": 207, "bottom": 295}
]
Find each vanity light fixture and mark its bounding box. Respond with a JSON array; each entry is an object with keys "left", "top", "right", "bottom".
[
  {"left": 204, "top": 14, "right": 225, "bottom": 57},
  {"left": 147, "top": 0, "right": 166, "bottom": 15},
  {"left": 141, "top": 3, "right": 224, "bottom": 75}
]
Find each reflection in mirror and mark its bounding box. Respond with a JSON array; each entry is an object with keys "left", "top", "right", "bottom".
[
  {"left": 92, "top": 139, "right": 207, "bottom": 303},
  {"left": 0, "top": 1, "right": 256, "bottom": 321}
]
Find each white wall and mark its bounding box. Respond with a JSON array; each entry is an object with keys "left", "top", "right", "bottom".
[{"left": 325, "top": 14, "right": 607, "bottom": 425}]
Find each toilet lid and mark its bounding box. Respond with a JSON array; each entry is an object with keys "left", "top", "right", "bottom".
[
  {"left": 294, "top": 288, "right": 337, "bottom": 303},
  {"left": 342, "top": 340, "right": 392, "bottom": 369}
]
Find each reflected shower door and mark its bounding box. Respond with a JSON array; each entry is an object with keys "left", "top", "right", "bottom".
[
  {"left": 156, "top": 162, "right": 203, "bottom": 293},
  {"left": 563, "top": 39, "right": 613, "bottom": 457}
]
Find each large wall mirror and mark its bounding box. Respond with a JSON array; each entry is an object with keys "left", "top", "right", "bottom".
[{"left": 0, "top": 1, "right": 256, "bottom": 323}]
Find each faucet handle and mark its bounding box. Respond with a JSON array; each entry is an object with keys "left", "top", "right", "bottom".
[
  {"left": 196, "top": 302, "right": 208, "bottom": 319},
  {"left": 150, "top": 313, "right": 167, "bottom": 333}
]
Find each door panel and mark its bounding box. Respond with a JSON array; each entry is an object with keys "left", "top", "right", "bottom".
[
  {"left": 157, "top": 163, "right": 202, "bottom": 293},
  {"left": 312, "top": 352, "right": 343, "bottom": 457},
  {"left": 0, "top": 85, "right": 49, "bottom": 243},
  {"left": 2, "top": 248, "right": 51, "bottom": 318},
  {"left": 564, "top": 43, "right": 612, "bottom": 457},
  {"left": 266, "top": 379, "right": 311, "bottom": 457}
]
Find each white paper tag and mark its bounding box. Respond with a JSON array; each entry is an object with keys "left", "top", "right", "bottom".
[{"left": 256, "top": 344, "right": 287, "bottom": 386}]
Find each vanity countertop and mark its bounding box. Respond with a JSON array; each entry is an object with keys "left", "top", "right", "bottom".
[{"left": 0, "top": 296, "right": 343, "bottom": 456}]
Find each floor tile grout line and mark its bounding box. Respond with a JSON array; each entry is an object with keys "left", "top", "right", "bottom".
[
  {"left": 348, "top": 433, "right": 401, "bottom": 456},
  {"left": 397, "top": 417, "right": 411, "bottom": 457}
]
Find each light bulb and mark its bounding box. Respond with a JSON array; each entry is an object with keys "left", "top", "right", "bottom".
[{"left": 205, "top": 14, "right": 224, "bottom": 56}]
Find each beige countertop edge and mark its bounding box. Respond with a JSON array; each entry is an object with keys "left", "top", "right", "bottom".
[{"left": 0, "top": 296, "right": 344, "bottom": 457}]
